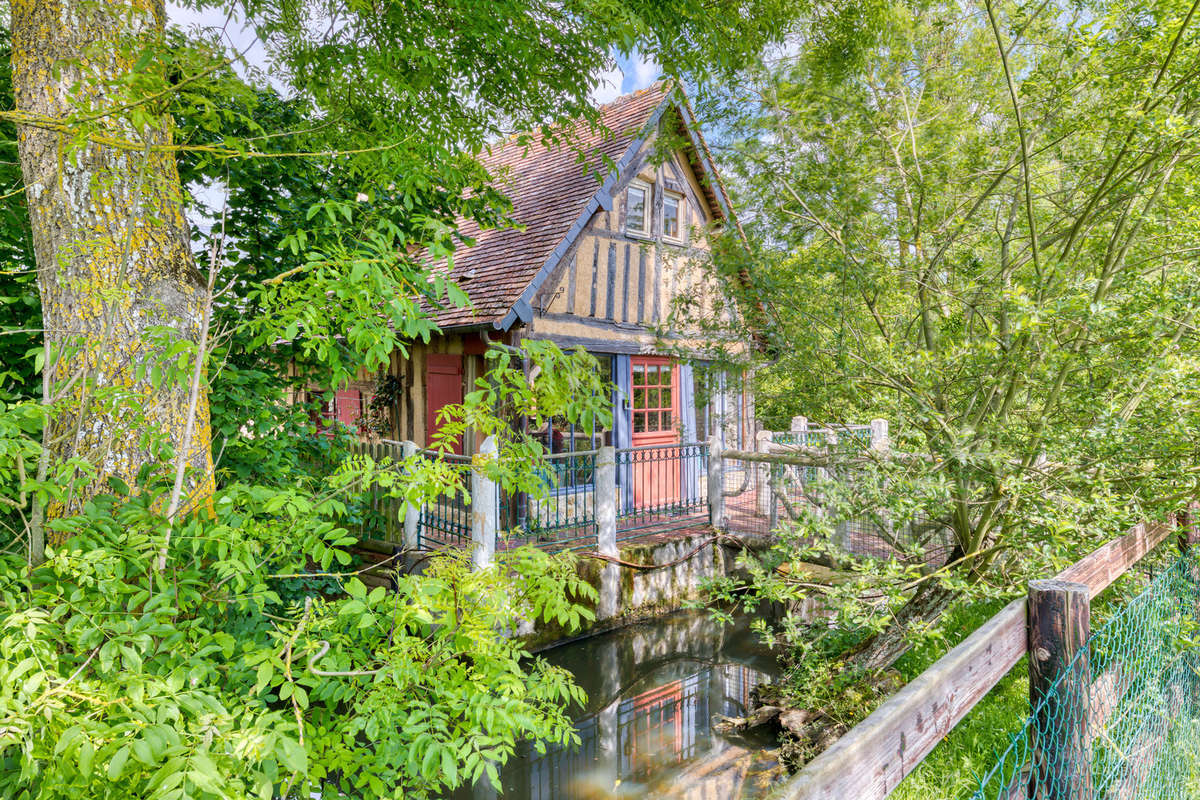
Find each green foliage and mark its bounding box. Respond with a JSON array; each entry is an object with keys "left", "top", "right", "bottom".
[
  {"left": 0, "top": 475, "right": 594, "bottom": 799},
  {"left": 0, "top": 0, "right": 832, "bottom": 795},
  {"left": 0, "top": 31, "right": 38, "bottom": 401},
  {"left": 697, "top": 0, "right": 1200, "bottom": 679}
]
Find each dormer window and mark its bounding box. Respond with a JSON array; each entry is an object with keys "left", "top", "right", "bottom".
[
  {"left": 663, "top": 193, "right": 683, "bottom": 243},
  {"left": 626, "top": 181, "right": 650, "bottom": 237}
]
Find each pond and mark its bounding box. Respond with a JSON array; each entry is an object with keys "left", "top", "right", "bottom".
[{"left": 449, "top": 610, "right": 784, "bottom": 799}]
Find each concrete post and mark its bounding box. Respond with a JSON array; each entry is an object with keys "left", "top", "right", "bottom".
[
  {"left": 595, "top": 446, "right": 619, "bottom": 620},
  {"left": 470, "top": 436, "right": 498, "bottom": 570},
  {"left": 400, "top": 440, "right": 420, "bottom": 551},
  {"left": 707, "top": 434, "right": 725, "bottom": 530},
  {"left": 755, "top": 429, "right": 773, "bottom": 516},
  {"left": 870, "top": 418, "right": 890, "bottom": 452},
  {"left": 790, "top": 415, "right": 808, "bottom": 434},
  {"left": 822, "top": 429, "right": 838, "bottom": 481},
  {"left": 596, "top": 446, "right": 617, "bottom": 556}
]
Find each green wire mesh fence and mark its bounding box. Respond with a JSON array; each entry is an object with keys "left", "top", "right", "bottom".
[{"left": 971, "top": 550, "right": 1200, "bottom": 800}]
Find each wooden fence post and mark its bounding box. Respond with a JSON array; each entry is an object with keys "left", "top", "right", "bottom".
[
  {"left": 1178, "top": 503, "right": 1200, "bottom": 552},
  {"left": 400, "top": 440, "right": 419, "bottom": 551},
  {"left": 1028, "top": 579, "right": 1092, "bottom": 800},
  {"left": 707, "top": 434, "right": 724, "bottom": 531},
  {"left": 470, "top": 436, "right": 498, "bottom": 570}
]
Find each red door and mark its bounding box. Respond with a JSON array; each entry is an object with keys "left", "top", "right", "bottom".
[
  {"left": 335, "top": 389, "right": 362, "bottom": 429},
  {"left": 630, "top": 356, "right": 680, "bottom": 508},
  {"left": 426, "top": 353, "right": 464, "bottom": 454}
]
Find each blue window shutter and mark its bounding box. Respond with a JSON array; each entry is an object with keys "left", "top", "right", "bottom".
[
  {"left": 679, "top": 364, "right": 697, "bottom": 443},
  {"left": 614, "top": 354, "right": 633, "bottom": 512},
  {"left": 678, "top": 363, "right": 700, "bottom": 503}
]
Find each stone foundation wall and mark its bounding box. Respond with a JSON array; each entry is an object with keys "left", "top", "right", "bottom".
[{"left": 522, "top": 529, "right": 732, "bottom": 650}]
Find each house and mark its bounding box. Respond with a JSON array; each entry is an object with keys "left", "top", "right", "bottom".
[{"left": 326, "top": 84, "right": 756, "bottom": 470}]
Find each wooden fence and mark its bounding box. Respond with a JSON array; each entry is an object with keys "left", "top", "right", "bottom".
[{"left": 773, "top": 513, "right": 1194, "bottom": 800}]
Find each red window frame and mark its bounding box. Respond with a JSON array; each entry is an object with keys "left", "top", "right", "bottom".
[{"left": 631, "top": 357, "right": 677, "bottom": 434}]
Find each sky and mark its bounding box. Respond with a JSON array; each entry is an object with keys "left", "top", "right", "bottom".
[{"left": 165, "top": 3, "right": 661, "bottom": 105}]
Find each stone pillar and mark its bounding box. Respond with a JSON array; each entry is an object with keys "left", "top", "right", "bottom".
[
  {"left": 755, "top": 429, "right": 773, "bottom": 516},
  {"left": 707, "top": 434, "right": 725, "bottom": 530},
  {"left": 790, "top": 415, "right": 808, "bottom": 434},
  {"left": 470, "top": 436, "right": 498, "bottom": 570},
  {"left": 870, "top": 418, "right": 890, "bottom": 452},
  {"left": 401, "top": 440, "right": 420, "bottom": 551},
  {"left": 821, "top": 429, "right": 838, "bottom": 481},
  {"left": 595, "top": 446, "right": 620, "bottom": 620}
]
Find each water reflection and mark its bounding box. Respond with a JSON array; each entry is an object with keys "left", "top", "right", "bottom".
[{"left": 454, "top": 611, "right": 782, "bottom": 800}]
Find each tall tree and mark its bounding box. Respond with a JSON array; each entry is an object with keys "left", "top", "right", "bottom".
[
  {"left": 702, "top": 0, "right": 1200, "bottom": 678},
  {"left": 12, "top": 0, "right": 214, "bottom": 538}
]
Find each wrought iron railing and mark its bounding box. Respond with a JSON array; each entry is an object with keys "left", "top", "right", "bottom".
[
  {"left": 501, "top": 449, "right": 600, "bottom": 551},
  {"left": 615, "top": 441, "right": 708, "bottom": 538},
  {"left": 417, "top": 449, "right": 472, "bottom": 548}
]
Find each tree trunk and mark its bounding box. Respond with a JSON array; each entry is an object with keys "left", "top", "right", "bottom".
[
  {"left": 11, "top": 0, "right": 214, "bottom": 534},
  {"left": 846, "top": 578, "right": 960, "bottom": 673}
]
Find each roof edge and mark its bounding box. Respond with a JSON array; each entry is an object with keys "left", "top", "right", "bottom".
[{"left": 496, "top": 92, "right": 676, "bottom": 332}]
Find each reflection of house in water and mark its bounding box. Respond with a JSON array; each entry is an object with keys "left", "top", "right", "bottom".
[{"left": 504, "top": 664, "right": 768, "bottom": 800}]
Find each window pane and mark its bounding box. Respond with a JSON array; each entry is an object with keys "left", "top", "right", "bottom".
[
  {"left": 634, "top": 412, "right": 646, "bottom": 433},
  {"left": 627, "top": 187, "right": 646, "bottom": 233},
  {"left": 661, "top": 386, "right": 672, "bottom": 410},
  {"left": 664, "top": 196, "right": 680, "bottom": 239},
  {"left": 633, "top": 386, "right": 645, "bottom": 409},
  {"left": 648, "top": 389, "right": 660, "bottom": 410}
]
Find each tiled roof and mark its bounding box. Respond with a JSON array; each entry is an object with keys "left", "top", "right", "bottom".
[{"left": 430, "top": 84, "right": 673, "bottom": 329}]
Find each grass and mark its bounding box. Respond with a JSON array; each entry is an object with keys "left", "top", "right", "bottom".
[
  {"left": 886, "top": 602, "right": 1029, "bottom": 800},
  {"left": 885, "top": 551, "right": 1177, "bottom": 800}
]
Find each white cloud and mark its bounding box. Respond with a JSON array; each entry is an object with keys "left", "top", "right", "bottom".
[
  {"left": 632, "top": 51, "right": 660, "bottom": 89},
  {"left": 590, "top": 65, "right": 624, "bottom": 104}
]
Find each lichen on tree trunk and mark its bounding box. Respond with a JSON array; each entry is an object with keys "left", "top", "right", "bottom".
[{"left": 11, "top": 0, "right": 214, "bottom": 536}]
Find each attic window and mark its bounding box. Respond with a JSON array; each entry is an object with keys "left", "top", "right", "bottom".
[
  {"left": 663, "top": 193, "right": 683, "bottom": 243},
  {"left": 626, "top": 181, "right": 650, "bottom": 237}
]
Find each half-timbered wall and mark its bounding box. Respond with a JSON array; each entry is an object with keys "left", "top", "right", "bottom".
[
  {"left": 312, "top": 117, "right": 755, "bottom": 451},
  {"left": 524, "top": 132, "right": 723, "bottom": 355},
  {"left": 384, "top": 331, "right": 490, "bottom": 448}
]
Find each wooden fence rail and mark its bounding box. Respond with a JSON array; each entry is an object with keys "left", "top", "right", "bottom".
[{"left": 773, "top": 517, "right": 1181, "bottom": 800}]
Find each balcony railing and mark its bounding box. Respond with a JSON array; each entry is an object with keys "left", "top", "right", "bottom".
[{"left": 615, "top": 442, "right": 709, "bottom": 538}]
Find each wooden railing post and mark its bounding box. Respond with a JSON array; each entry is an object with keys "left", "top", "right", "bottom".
[
  {"left": 596, "top": 446, "right": 617, "bottom": 556},
  {"left": 707, "top": 434, "right": 725, "bottom": 531},
  {"left": 470, "top": 436, "right": 498, "bottom": 570},
  {"left": 400, "top": 440, "right": 420, "bottom": 551},
  {"left": 1028, "top": 579, "right": 1092, "bottom": 800}
]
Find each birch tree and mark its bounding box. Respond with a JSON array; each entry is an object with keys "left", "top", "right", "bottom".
[{"left": 12, "top": 0, "right": 213, "bottom": 543}]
